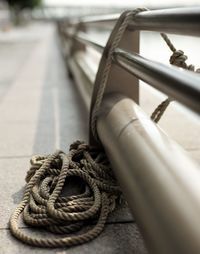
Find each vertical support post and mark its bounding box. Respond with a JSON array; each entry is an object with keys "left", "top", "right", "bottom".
[
  {"left": 65, "top": 22, "right": 86, "bottom": 79},
  {"left": 89, "top": 11, "right": 140, "bottom": 144},
  {"left": 105, "top": 30, "right": 139, "bottom": 103},
  {"left": 70, "top": 23, "right": 86, "bottom": 56}
]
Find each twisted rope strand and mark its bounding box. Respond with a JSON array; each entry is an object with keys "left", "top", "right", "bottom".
[
  {"left": 91, "top": 8, "right": 148, "bottom": 142},
  {"left": 150, "top": 98, "right": 170, "bottom": 123}
]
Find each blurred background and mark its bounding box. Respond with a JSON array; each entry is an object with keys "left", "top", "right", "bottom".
[{"left": 0, "top": 0, "right": 200, "bottom": 26}]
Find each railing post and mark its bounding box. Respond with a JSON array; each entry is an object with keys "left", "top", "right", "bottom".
[
  {"left": 105, "top": 29, "right": 140, "bottom": 103},
  {"left": 89, "top": 12, "right": 140, "bottom": 144},
  {"left": 69, "top": 22, "right": 86, "bottom": 56}
]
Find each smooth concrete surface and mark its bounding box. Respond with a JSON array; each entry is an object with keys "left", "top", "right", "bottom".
[{"left": 0, "top": 223, "right": 148, "bottom": 254}]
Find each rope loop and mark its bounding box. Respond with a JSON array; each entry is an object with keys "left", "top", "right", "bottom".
[{"left": 91, "top": 8, "right": 148, "bottom": 143}]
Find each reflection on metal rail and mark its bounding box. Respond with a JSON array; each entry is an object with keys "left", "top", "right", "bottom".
[
  {"left": 58, "top": 6, "right": 200, "bottom": 254},
  {"left": 113, "top": 48, "right": 200, "bottom": 114},
  {"left": 75, "top": 7, "right": 200, "bottom": 35},
  {"left": 74, "top": 32, "right": 104, "bottom": 53}
]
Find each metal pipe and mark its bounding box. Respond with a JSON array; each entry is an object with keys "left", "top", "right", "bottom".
[
  {"left": 131, "top": 7, "right": 200, "bottom": 36},
  {"left": 74, "top": 32, "right": 104, "bottom": 53},
  {"left": 74, "top": 7, "right": 200, "bottom": 36},
  {"left": 68, "top": 55, "right": 93, "bottom": 111},
  {"left": 64, "top": 29, "right": 104, "bottom": 53},
  {"left": 97, "top": 93, "right": 200, "bottom": 254},
  {"left": 113, "top": 48, "right": 200, "bottom": 115},
  {"left": 79, "top": 13, "right": 119, "bottom": 24}
]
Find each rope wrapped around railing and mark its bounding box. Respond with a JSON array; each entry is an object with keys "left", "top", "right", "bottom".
[{"left": 90, "top": 8, "right": 148, "bottom": 143}]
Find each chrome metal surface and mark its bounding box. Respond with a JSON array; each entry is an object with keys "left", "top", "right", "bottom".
[
  {"left": 79, "top": 13, "right": 119, "bottom": 25},
  {"left": 97, "top": 94, "right": 200, "bottom": 254},
  {"left": 131, "top": 7, "right": 200, "bottom": 36},
  {"left": 113, "top": 48, "right": 200, "bottom": 115},
  {"left": 74, "top": 7, "right": 200, "bottom": 36},
  {"left": 75, "top": 32, "right": 104, "bottom": 53},
  {"left": 68, "top": 54, "right": 93, "bottom": 111}
]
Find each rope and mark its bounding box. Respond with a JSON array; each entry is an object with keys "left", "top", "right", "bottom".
[
  {"left": 151, "top": 33, "right": 200, "bottom": 123},
  {"left": 91, "top": 8, "right": 148, "bottom": 142},
  {"left": 160, "top": 32, "right": 200, "bottom": 71},
  {"left": 9, "top": 141, "right": 120, "bottom": 248},
  {"left": 150, "top": 98, "right": 170, "bottom": 123}
]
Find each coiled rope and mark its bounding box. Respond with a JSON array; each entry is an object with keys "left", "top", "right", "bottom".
[{"left": 9, "top": 141, "right": 120, "bottom": 247}]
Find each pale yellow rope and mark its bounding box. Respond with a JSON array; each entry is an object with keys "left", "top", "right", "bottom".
[{"left": 9, "top": 141, "right": 120, "bottom": 247}]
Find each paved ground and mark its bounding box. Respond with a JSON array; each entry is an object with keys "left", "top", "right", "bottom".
[{"left": 0, "top": 23, "right": 148, "bottom": 254}]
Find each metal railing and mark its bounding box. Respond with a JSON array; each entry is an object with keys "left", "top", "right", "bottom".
[{"left": 58, "top": 7, "right": 200, "bottom": 254}]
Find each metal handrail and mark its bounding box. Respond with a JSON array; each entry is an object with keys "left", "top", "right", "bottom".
[
  {"left": 75, "top": 32, "right": 104, "bottom": 53},
  {"left": 58, "top": 7, "right": 200, "bottom": 254},
  {"left": 130, "top": 7, "right": 200, "bottom": 36},
  {"left": 97, "top": 94, "right": 200, "bottom": 254},
  {"left": 79, "top": 13, "right": 119, "bottom": 24},
  {"left": 62, "top": 7, "right": 200, "bottom": 115},
  {"left": 113, "top": 48, "right": 200, "bottom": 114},
  {"left": 75, "top": 7, "right": 200, "bottom": 36},
  {"left": 64, "top": 33, "right": 200, "bottom": 115}
]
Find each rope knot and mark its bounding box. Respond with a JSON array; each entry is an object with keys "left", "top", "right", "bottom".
[{"left": 170, "top": 50, "right": 187, "bottom": 68}]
